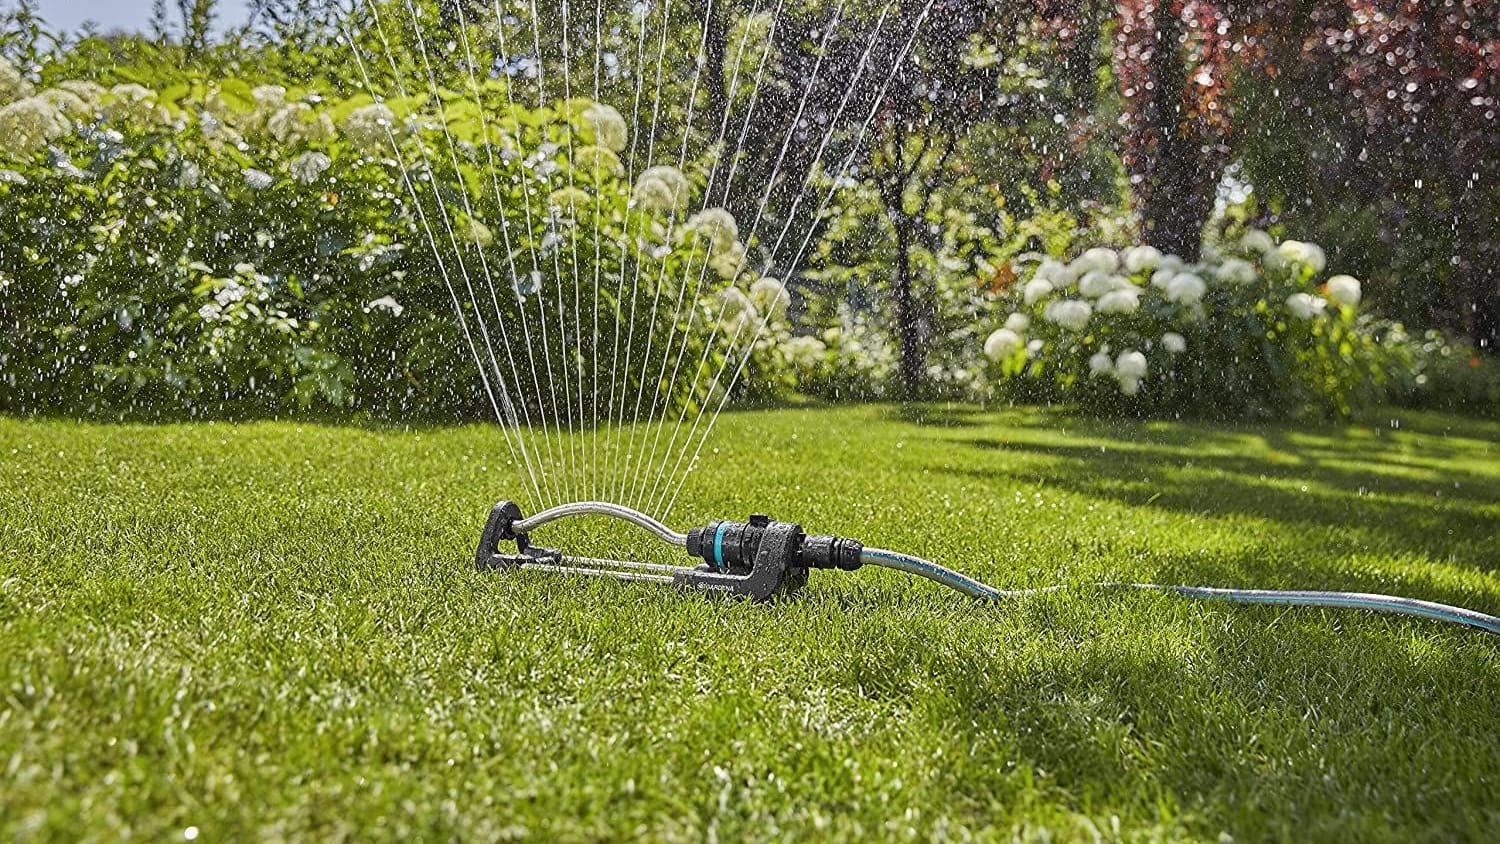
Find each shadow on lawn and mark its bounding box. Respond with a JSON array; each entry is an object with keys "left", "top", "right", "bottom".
[
  {"left": 919, "top": 621, "right": 1499, "bottom": 830},
  {"left": 931, "top": 411, "right": 1500, "bottom": 574}
]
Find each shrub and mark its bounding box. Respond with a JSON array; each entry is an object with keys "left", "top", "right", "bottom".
[
  {"left": 0, "top": 75, "right": 784, "bottom": 421},
  {"left": 978, "top": 232, "right": 1396, "bottom": 419}
]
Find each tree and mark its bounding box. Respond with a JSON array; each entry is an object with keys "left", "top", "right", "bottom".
[{"left": 1233, "top": 0, "right": 1500, "bottom": 347}]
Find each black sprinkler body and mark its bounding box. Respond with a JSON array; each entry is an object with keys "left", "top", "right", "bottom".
[{"left": 475, "top": 501, "right": 862, "bottom": 601}]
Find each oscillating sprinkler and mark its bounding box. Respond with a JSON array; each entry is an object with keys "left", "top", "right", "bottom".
[{"left": 476, "top": 500, "right": 1500, "bottom": 634}]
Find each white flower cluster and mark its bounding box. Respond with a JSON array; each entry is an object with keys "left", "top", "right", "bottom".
[
  {"left": 289, "top": 151, "right": 331, "bottom": 184},
  {"left": 633, "top": 164, "right": 691, "bottom": 213},
  {"left": 548, "top": 185, "right": 590, "bottom": 212},
  {"left": 581, "top": 102, "right": 627, "bottom": 153},
  {"left": 749, "top": 276, "right": 788, "bottom": 322},
  {"left": 570, "top": 144, "right": 622, "bottom": 177},
  {"left": 687, "top": 207, "right": 747, "bottom": 280},
  {"left": 987, "top": 231, "right": 1363, "bottom": 399},
  {"left": 0, "top": 95, "right": 70, "bottom": 159},
  {"left": 343, "top": 103, "right": 397, "bottom": 155},
  {"left": 104, "top": 84, "right": 169, "bottom": 125},
  {"left": 715, "top": 286, "right": 757, "bottom": 335},
  {"left": 782, "top": 335, "right": 827, "bottom": 372},
  {"left": 266, "top": 101, "right": 336, "bottom": 146},
  {"left": 0, "top": 56, "right": 32, "bottom": 104}
]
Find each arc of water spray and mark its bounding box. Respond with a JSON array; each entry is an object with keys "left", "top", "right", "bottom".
[
  {"left": 588, "top": 0, "right": 605, "bottom": 501},
  {"left": 602, "top": 3, "right": 654, "bottom": 504},
  {"left": 623, "top": 0, "right": 749, "bottom": 510},
  {"left": 340, "top": 21, "right": 544, "bottom": 506},
  {"left": 627, "top": 0, "right": 802, "bottom": 511},
  {"left": 383, "top": 0, "right": 565, "bottom": 506},
  {"left": 449, "top": 0, "right": 557, "bottom": 507},
  {"left": 637, "top": 0, "right": 888, "bottom": 513},
  {"left": 637, "top": 0, "right": 890, "bottom": 513},
  {"left": 659, "top": 0, "right": 938, "bottom": 521},
  {"left": 609, "top": 0, "right": 678, "bottom": 505},
  {"left": 614, "top": 0, "right": 724, "bottom": 505}
]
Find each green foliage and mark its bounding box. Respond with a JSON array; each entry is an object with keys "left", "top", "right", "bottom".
[{"left": 0, "top": 69, "right": 768, "bottom": 420}]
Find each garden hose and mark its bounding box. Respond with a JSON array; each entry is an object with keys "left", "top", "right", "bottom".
[{"left": 477, "top": 500, "right": 1500, "bottom": 635}]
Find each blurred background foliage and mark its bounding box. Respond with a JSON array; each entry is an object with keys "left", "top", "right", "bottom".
[{"left": 0, "top": 0, "right": 1495, "bottom": 420}]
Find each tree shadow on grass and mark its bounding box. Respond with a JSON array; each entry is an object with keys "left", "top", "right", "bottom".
[
  {"left": 804, "top": 574, "right": 1500, "bottom": 836},
  {"left": 933, "top": 413, "right": 1500, "bottom": 574},
  {"left": 922, "top": 620, "right": 1499, "bottom": 836}
]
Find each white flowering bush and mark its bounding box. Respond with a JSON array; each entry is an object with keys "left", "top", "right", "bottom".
[
  {"left": 980, "top": 231, "right": 1394, "bottom": 418},
  {"left": 0, "top": 69, "right": 774, "bottom": 419}
]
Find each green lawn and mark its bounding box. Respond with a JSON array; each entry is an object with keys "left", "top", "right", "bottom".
[{"left": 2, "top": 406, "right": 1498, "bottom": 841}]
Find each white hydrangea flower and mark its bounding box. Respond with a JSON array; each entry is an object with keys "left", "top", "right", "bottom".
[
  {"left": 783, "top": 334, "right": 827, "bottom": 370},
  {"left": 582, "top": 101, "right": 627, "bottom": 152},
  {"left": 57, "top": 80, "right": 105, "bottom": 108},
  {"left": 1076, "top": 247, "right": 1120, "bottom": 275},
  {"left": 548, "top": 186, "right": 591, "bottom": 211},
  {"left": 105, "top": 83, "right": 165, "bottom": 124},
  {"left": 366, "top": 295, "right": 404, "bottom": 316},
  {"left": 177, "top": 159, "right": 201, "bottom": 189},
  {"left": 1215, "top": 257, "right": 1255, "bottom": 286},
  {"left": 1034, "top": 258, "right": 1077, "bottom": 287},
  {"left": 983, "top": 328, "right": 1023, "bottom": 361},
  {"left": 709, "top": 240, "right": 748, "bottom": 280},
  {"left": 1326, "top": 274, "right": 1361, "bottom": 306},
  {"left": 1285, "top": 292, "right": 1327, "bottom": 319},
  {"left": 1004, "top": 312, "right": 1030, "bottom": 333},
  {"left": 343, "top": 103, "right": 397, "bottom": 154},
  {"left": 1122, "top": 245, "right": 1162, "bottom": 274},
  {"left": 1150, "top": 268, "right": 1176, "bottom": 289},
  {"left": 1165, "top": 272, "right": 1206, "bottom": 305},
  {"left": 688, "top": 207, "right": 739, "bottom": 253},
  {"left": 1158, "top": 254, "right": 1185, "bottom": 274},
  {"left": 1088, "top": 350, "right": 1113, "bottom": 377},
  {"left": 0, "top": 96, "right": 70, "bottom": 158},
  {"left": 1114, "top": 349, "right": 1147, "bottom": 395},
  {"left": 1078, "top": 270, "right": 1119, "bottom": 299},
  {"left": 267, "top": 102, "right": 336, "bottom": 145},
  {"left": 38, "top": 88, "right": 90, "bottom": 118},
  {"left": 242, "top": 168, "right": 274, "bottom": 190},
  {"left": 1096, "top": 286, "right": 1141, "bottom": 314},
  {"left": 749, "top": 276, "right": 788, "bottom": 321},
  {"left": 252, "top": 85, "right": 288, "bottom": 109},
  {"left": 632, "top": 164, "right": 691, "bottom": 213},
  {"left": 1114, "top": 349, "right": 1148, "bottom": 380},
  {"left": 1023, "top": 278, "right": 1054, "bottom": 305},
  {"left": 0, "top": 56, "right": 32, "bottom": 104},
  {"left": 716, "top": 286, "right": 759, "bottom": 334},
  {"left": 1276, "top": 239, "right": 1326, "bottom": 275},
  {"left": 1239, "top": 229, "right": 1275, "bottom": 254},
  {"left": 571, "top": 144, "right": 622, "bottom": 177},
  {"left": 1161, "top": 332, "right": 1187, "bottom": 353},
  {"left": 1042, "top": 299, "right": 1092, "bottom": 331},
  {"left": 289, "top": 151, "right": 331, "bottom": 184}
]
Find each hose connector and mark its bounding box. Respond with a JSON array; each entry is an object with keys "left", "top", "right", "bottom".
[{"left": 685, "top": 516, "right": 862, "bottom": 573}]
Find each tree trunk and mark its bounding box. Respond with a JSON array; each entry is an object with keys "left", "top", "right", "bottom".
[
  {"left": 1455, "top": 187, "right": 1500, "bottom": 352},
  {"left": 1136, "top": 2, "right": 1214, "bottom": 261},
  {"left": 892, "top": 214, "right": 923, "bottom": 401},
  {"left": 701, "top": 0, "right": 729, "bottom": 128}
]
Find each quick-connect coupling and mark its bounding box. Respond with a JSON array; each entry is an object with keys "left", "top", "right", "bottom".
[{"left": 685, "top": 515, "right": 862, "bottom": 573}]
